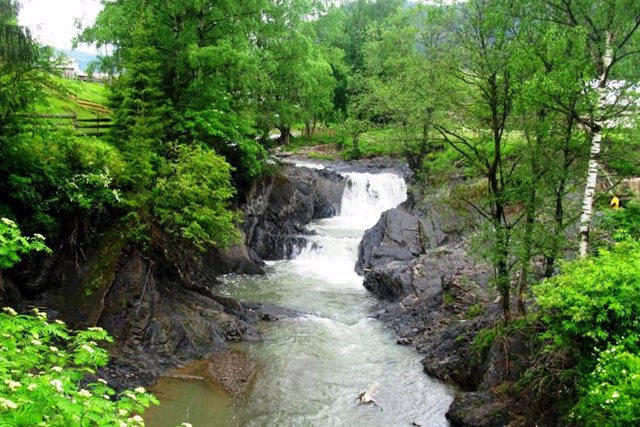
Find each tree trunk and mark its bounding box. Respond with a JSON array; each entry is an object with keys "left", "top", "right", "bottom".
[
  {"left": 518, "top": 190, "right": 536, "bottom": 315},
  {"left": 279, "top": 126, "right": 291, "bottom": 146},
  {"left": 578, "top": 126, "right": 602, "bottom": 257},
  {"left": 545, "top": 185, "right": 564, "bottom": 277},
  {"left": 579, "top": 32, "right": 612, "bottom": 258},
  {"left": 304, "top": 120, "right": 312, "bottom": 140},
  {"left": 495, "top": 223, "right": 511, "bottom": 322}
]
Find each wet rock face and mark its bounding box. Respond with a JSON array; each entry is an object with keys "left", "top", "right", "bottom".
[
  {"left": 357, "top": 196, "right": 541, "bottom": 425},
  {"left": 243, "top": 165, "right": 346, "bottom": 260},
  {"left": 97, "top": 245, "right": 261, "bottom": 379},
  {"left": 359, "top": 194, "right": 560, "bottom": 426},
  {"left": 362, "top": 245, "right": 488, "bottom": 302},
  {"left": 446, "top": 391, "right": 510, "bottom": 427},
  {"left": 356, "top": 203, "right": 454, "bottom": 275}
]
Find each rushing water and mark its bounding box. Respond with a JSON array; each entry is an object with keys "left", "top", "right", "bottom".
[{"left": 145, "top": 166, "right": 454, "bottom": 427}]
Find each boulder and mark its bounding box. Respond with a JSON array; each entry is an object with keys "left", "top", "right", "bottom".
[
  {"left": 243, "top": 165, "right": 346, "bottom": 260},
  {"left": 356, "top": 203, "right": 451, "bottom": 275},
  {"left": 446, "top": 391, "right": 510, "bottom": 427}
]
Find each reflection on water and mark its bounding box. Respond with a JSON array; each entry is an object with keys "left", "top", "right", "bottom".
[{"left": 145, "top": 170, "right": 453, "bottom": 427}]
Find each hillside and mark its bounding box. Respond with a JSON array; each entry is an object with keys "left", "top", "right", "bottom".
[{"left": 32, "top": 76, "right": 110, "bottom": 120}]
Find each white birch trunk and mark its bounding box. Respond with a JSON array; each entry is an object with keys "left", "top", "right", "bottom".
[
  {"left": 578, "top": 32, "right": 613, "bottom": 258},
  {"left": 579, "top": 132, "right": 602, "bottom": 257}
]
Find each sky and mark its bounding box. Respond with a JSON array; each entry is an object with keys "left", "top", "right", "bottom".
[
  {"left": 16, "top": 0, "right": 452, "bottom": 53},
  {"left": 18, "top": 0, "right": 103, "bottom": 53}
]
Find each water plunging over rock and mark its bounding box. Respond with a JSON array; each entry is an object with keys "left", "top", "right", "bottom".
[{"left": 205, "top": 168, "right": 454, "bottom": 427}]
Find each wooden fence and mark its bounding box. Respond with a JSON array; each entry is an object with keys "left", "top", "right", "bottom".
[{"left": 17, "top": 113, "right": 112, "bottom": 137}]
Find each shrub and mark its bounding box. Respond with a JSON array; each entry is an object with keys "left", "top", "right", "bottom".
[
  {"left": 534, "top": 240, "right": 640, "bottom": 353},
  {"left": 152, "top": 145, "right": 240, "bottom": 250},
  {"left": 570, "top": 342, "right": 640, "bottom": 427},
  {"left": 1, "top": 130, "right": 123, "bottom": 235},
  {"left": 595, "top": 200, "right": 640, "bottom": 244},
  {"left": 0, "top": 308, "right": 157, "bottom": 426},
  {"left": 0, "top": 218, "right": 50, "bottom": 270}
]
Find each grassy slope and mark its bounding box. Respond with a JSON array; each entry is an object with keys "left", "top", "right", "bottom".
[{"left": 32, "top": 76, "right": 110, "bottom": 120}]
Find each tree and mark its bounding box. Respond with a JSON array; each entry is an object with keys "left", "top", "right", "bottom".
[
  {"left": 78, "top": 0, "right": 270, "bottom": 248},
  {"left": 108, "top": 3, "right": 170, "bottom": 192},
  {"left": 254, "top": 0, "right": 335, "bottom": 145},
  {"left": 0, "top": 0, "right": 56, "bottom": 136},
  {"left": 80, "top": 0, "right": 269, "bottom": 187},
  {"left": 536, "top": 0, "right": 640, "bottom": 257},
  {"left": 0, "top": 0, "right": 37, "bottom": 132},
  {"left": 359, "top": 3, "right": 456, "bottom": 174},
  {"left": 506, "top": 4, "right": 590, "bottom": 311},
  {"left": 435, "top": 0, "right": 519, "bottom": 320}
]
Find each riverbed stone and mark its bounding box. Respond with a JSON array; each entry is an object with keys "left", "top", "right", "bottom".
[{"left": 206, "top": 350, "right": 257, "bottom": 395}]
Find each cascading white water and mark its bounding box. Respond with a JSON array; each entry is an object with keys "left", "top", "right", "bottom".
[
  {"left": 292, "top": 172, "right": 407, "bottom": 290},
  {"left": 145, "top": 167, "right": 453, "bottom": 427},
  {"left": 339, "top": 172, "right": 407, "bottom": 224}
]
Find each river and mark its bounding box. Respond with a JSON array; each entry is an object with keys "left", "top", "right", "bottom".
[{"left": 145, "top": 164, "right": 454, "bottom": 426}]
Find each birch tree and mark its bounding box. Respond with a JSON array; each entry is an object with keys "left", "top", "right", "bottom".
[{"left": 539, "top": 0, "right": 640, "bottom": 257}]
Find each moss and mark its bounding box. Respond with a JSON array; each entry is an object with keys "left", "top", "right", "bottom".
[
  {"left": 472, "top": 327, "right": 497, "bottom": 358},
  {"left": 83, "top": 228, "right": 127, "bottom": 296},
  {"left": 443, "top": 292, "right": 455, "bottom": 306}
]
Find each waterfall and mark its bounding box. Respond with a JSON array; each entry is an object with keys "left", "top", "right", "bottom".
[
  {"left": 339, "top": 172, "right": 407, "bottom": 227},
  {"left": 292, "top": 172, "right": 406, "bottom": 288},
  {"left": 146, "top": 167, "right": 453, "bottom": 427}
]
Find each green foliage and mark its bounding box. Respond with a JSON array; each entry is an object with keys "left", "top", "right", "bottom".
[
  {"left": 570, "top": 342, "right": 640, "bottom": 427},
  {"left": 0, "top": 218, "right": 50, "bottom": 270},
  {"left": 595, "top": 200, "right": 640, "bottom": 244},
  {"left": 152, "top": 145, "right": 240, "bottom": 251},
  {"left": 0, "top": 308, "right": 157, "bottom": 426},
  {"left": 0, "top": 127, "right": 123, "bottom": 235},
  {"left": 534, "top": 241, "right": 640, "bottom": 352},
  {"left": 465, "top": 303, "right": 486, "bottom": 319},
  {"left": 471, "top": 327, "right": 497, "bottom": 361}
]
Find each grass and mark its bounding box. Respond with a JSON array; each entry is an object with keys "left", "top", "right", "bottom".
[
  {"left": 284, "top": 126, "right": 408, "bottom": 160},
  {"left": 32, "top": 75, "right": 110, "bottom": 120}
]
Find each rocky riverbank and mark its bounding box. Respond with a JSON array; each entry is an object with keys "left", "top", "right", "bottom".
[
  {"left": 3, "top": 162, "right": 347, "bottom": 390},
  {"left": 357, "top": 188, "right": 561, "bottom": 426},
  {"left": 4, "top": 158, "right": 557, "bottom": 425}
]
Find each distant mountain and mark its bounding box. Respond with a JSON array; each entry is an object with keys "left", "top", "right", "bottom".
[{"left": 57, "top": 49, "right": 98, "bottom": 72}]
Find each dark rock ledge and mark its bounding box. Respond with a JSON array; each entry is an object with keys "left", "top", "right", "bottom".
[
  {"left": 4, "top": 163, "right": 346, "bottom": 391},
  {"left": 357, "top": 197, "right": 551, "bottom": 426}
]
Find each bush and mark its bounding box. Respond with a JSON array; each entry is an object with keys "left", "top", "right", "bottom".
[
  {"left": 595, "top": 200, "right": 640, "bottom": 244},
  {"left": 534, "top": 240, "right": 640, "bottom": 353},
  {"left": 570, "top": 342, "right": 640, "bottom": 427},
  {"left": 1, "top": 129, "right": 123, "bottom": 235},
  {"left": 534, "top": 240, "right": 640, "bottom": 425},
  {"left": 152, "top": 145, "right": 240, "bottom": 250},
  {"left": 0, "top": 308, "right": 157, "bottom": 426},
  {"left": 0, "top": 218, "right": 50, "bottom": 270}
]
